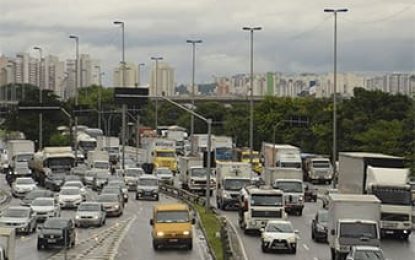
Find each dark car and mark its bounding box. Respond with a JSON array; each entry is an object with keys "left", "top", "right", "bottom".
[
  {"left": 21, "top": 189, "right": 56, "bottom": 206},
  {"left": 100, "top": 187, "right": 124, "bottom": 207},
  {"left": 107, "top": 180, "right": 128, "bottom": 203},
  {"left": 311, "top": 209, "right": 328, "bottom": 242},
  {"left": 44, "top": 173, "right": 66, "bottom": 191},
  {"left": 92, "top": 172, "right": 110, "bottom": 191},
  {"left": 37, "top": 217, "right": 76, "bottom": 250},
  {"left": 304, "top": 184, "right": 317, "bottom": 202},
  {"left": 97, "top": 194, "right": 123, "bottom": 217}
]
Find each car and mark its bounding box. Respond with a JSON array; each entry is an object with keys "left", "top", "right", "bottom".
[
  {"left": 124, "top": 168, "right": 143, "bottom": 191},
  {"left": 64, "top": 174, "right": 82, "bottom": 183},
  {"left": 62, "top": 180, "right": 87, "bottom": 200},
  {"left": 58, "top": 187, "right": 83, "bottom": 209},
  {"left": 11, "top": 177, "right": 37, "bottom": 198},
  {"left": 31, "top": 197, "right": 61, "bottom": 222},
  {"left": 44, "top": 173, "right": 66, "bottom": 191},
  {"left": 101, "top": 187, "right": 125, "bottom": 207},
  {"left": 21, "top": 189, "right": 56, "bottom": 206},
  {"left": 37, "top": 217, "right": 76, "bottom": 250},
  {"left": 260, "top": 220, "right": 298, "bottom": 254},
  {"left": 83, "top": 170, "right": 98, "bottom": 186},
  {"left": 136, "top": 175, "right": 159, "bottom": 201},
  {"left": 150, "top": 203, "right": 195, "bottom": 250},
  {"left": 311, "top": 209, "right": 328, "bottom": 242},
  {"left": 92, "top": 172, "right": 110, "bottom": 191},
  {"left": 304, "top": 183, "right": 317, "bottom": 202},
  {"left": 97, "top": 194, "right": 123, "bottom": 217},
  {"left": 107, "top": 180, "right": 128, "bottom": 202},
  {"left": 75, "top": 202, "right": 106, "bottom": 227},
  {"left": 410, "top": 181, "right": 415, "bottom": 204},
  {"left": 0, "top": 206, "right": 37, "bottom": 234},
  {"left": 154, "top": 167, "right": 174, "bottom": 185},
  {"left": 322, "top": 188, "right": 338, "bottom": 208},
  {"left": 346, "top": 246, "right": 385, "bottom": 260}
]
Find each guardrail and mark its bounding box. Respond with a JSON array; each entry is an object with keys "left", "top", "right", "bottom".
[{"left": 159, "top": 184, "right": 247, "bottom": 260}]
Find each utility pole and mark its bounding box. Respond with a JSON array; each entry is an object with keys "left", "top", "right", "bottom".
[
  {"left": 69, "top": 35, "right": 79, "bottom": 165},
  {"left": 151, "top": 57, "right": 163, "bottom": 130},
  {"left": 33, "top": 47, "right": 43, "bottom": 150}
]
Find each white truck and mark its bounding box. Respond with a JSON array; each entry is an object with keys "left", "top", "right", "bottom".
[
  {"left": 6, "top": 140, "right": 34, "bottom": 176},
  {"left": 215, "top": 162, "right": 252, "bottom": 210},
  {"left": 0, "top": 227, "right": 15, "bottom": 260},
  {"left": 328, "top": 194, "right": 381, "bottom": 260},
  {"left": 102, "top": 136, "right": 120, "bottom": 164},
  {"left": 178, "top": 156, "right": 215, "bottom": 194},
  {"left": 166, "top": 126, "right": 187, "bottom": 155},
  {"left": 263, "top": 167, "right": 305, "bottom": 216},
  {"left": 303, "top": 156, "right": 333, "bottom": 184},
  {"left": 191, "top": 134, "right": 208, "bottom": 156},
  {"left": 87, "top": 150, "right": 110, "bottom": 170},
  {"left": 261, "top": 143, "right": 302, "bottom": 169},
  {"left": 238, "top": 185, "right": 285, "bottom": 233},
  {"left": 338, "top": 152, "right": 412, "bottom": 240},
  {"left": 76, "top": 132, "right": 97, "bottom": 157},
  {"left": 213, "top": 136, "right": 233, "bottom": 163}
]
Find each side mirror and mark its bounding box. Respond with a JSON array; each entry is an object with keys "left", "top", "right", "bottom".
[
  {"left": 150, "top": 219, "right": 154, "bottom": 226},
  {"left": 192, "top": 218, "right": 196, "bottom": 225},
  {"left": 294, "top": 230, "right": 299, "bottom": 234},
  {"left": 259, "top": 228, "right": 265, "bottom": 233},
  {"left": 331, "top": 229, "right": 335, "bottom": 236}
]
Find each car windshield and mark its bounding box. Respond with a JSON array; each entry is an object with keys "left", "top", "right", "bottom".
[
  {"left": 25, "top": 191, "right": 46, "bottom": 200},
  {"left": 156, "top": 151, "right": 175, "bottom": 157},
  {"left": 64, "top": 182, "right": 82, "bottom": 189},
  {"left": 3, "top": 209, "right": 29, "bottom": 218},
  {"left": 274, "top": 181, "right": 303, "bottom": 193},
  {"left": 125, "top": 170, "right": 140, "bottom": 177},
  {"left": 156, "top": 210, "right": 189, "bottom": 223},
  {"left": 94, "top": 162, "right": 109, "bottom": 169},
  {"left": 138, "top": 178, "right": 158, "bottom": 186},
  {"left": 32, "top": 199, "right": 53, "bottom": 206},
  {"left": 78, "top": 204, "right": 100, "bottom": 211},
  {"left": 101, "top": 188, "right": 120, "bottom": 194},
  {"left": 16, "top": 178, "right": 34, "bottom": 185},
  {"left": 251, "top": 194, "right": 283, "bottom": 206},
  {"left": 312, "top": 160, "right": 330, "bottom": 168},
  {"left": 43, "top": 219, "right": 68, "bottom": 229},
  {"left": 97, "top": 195, "right": 118, "bottom": 202},
  {"left": 224, "top": 179, "right": 251, "bottom": 191},
  {"left": 266, "top": 222, "right": 294, "bottom": 233},
  {"left": 354, "top": 250, "right": 385, "bottom": 260},
  {"left": 191, "top": 168, "right": 208, "bottom": 177},
  {"left": 16, "top": 154, "right": 33, "bottom": 162},
  {"left": 60, "top": 188, "right": 80, "bottom": 195},
  {"left": 318, "top": 211, "right": 328, "bottom": 223},
  {"left": 340, "top": 223, "right": 378, "bottom": 239}
]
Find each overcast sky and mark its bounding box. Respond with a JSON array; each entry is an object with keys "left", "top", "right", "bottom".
[{"left": 0, "top": 0, "right": 414, "bottom": 86}]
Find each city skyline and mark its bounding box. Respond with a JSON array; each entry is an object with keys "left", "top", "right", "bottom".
[{"left": 0, "top": 1, "right": 413, "bottom": 86}]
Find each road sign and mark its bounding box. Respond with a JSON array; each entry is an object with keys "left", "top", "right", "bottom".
[{"left": 114, "top": 87, "right": 149, "bottom": 106}]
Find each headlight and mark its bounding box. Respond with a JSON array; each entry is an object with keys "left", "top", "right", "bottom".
[
  {"left": 152, "top": 189, "right": 159, "bottom": 194},
  {"left": 298, "top": 195, "right": 304, "bottom": 201},
  {"left": 183, "top": 230, "right": 190, "bottom": 236},
  {"left": 157, "top": 231, "right": 164, "bottom": 237},
  {"left": 114, "top": 205, "right": 119, "bottom": 209},
  {"left": 39, "top": 234, "right": 44, "bottom": 238},
  {"left": 317, "top": 224, "right": 325, "bottom": 232},
  {"left": 137, "top": 189, "right": 144, "bottom": 193},
  {"left": 287, "top": 236, "right": 297, "bottom": 243},
  {"left": 75, "top": 215, "right": 81, "bottom": 219},
  {"left": 223, "top": 192, "right": 231, "bottom": 199},
  {"left": 93, "top": 216, "right": 99, "bottom": 219},
  {"left": 262, "top": 234, "right": 272, "bottom": 242}
]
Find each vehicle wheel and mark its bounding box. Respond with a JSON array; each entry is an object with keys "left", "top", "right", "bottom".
[
  {"left": 401, "top": 233, "right": 410, "bottom": 240},
  {"left": 209, "top": 190, "right": 213, "bottom": 196},
  {"left": 220, "top": 201, "right": 226, "bottom": 211},
  {"left": 152, "top": 241, "right": 159, "bottom": 250},
  {"left": 261, "top": 242, "right": 267, "bottom": 253},
  {"left": 330, "top": 248, "right": 335, "bottom": 260},
  {"left": 136, "top": 195, "right": 139, "bottom": 200},
  {"left": 311, "top": 230, "right": 315, "bottom": 241},
  {"left": 155, "top": 196, "right": 159, "bottom": 201},
  {"left": 71, "top": 240, "right": 75, "bottom": 248},
  {"left": 187, "top": 242, "right": 193, "bottom": 250},
  {"left": 291, "top": 247, "right": 297, "bottom": 254},
  {"left": 298, "top": 210, "right": 303, "bottom": 216},
  {"left": 37, "top": 242, "right": 43, "bottom": 250}
]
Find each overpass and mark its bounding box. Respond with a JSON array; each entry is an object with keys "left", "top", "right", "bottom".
[{"left": 151, "top": 95, "right": 265, "bottom": 104}]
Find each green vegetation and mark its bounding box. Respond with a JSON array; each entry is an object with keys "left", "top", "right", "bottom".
[{"left": 194, "top": 204, "right": 223, "bottom": 260}]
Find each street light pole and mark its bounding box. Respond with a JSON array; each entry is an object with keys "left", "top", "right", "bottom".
[
  {"left": 243, "top": 26, "right": 262, "bottom": 181},
  {"left": 95, "top": 65, "right": 104, "bottom": 129},
  {"left": 114, "top": 20, "right": 127, "bottom": 170},
  {"left": 137, "top": 63, "right": 145, "bottom": 86},
  {"left": 33, "top": 47, "right": 43, "bottom": 150},
  {"left": 186, "top": 39, "right": 202, "bottom": 155},
  {"left": 324, "top": 8, "right": 348, "bottom": 186},
  {"left": 69, "top": 35, "right": 79, "bottom": 165},
  {"left": 151, "top": 57, "right": 163, "bottom": 130}
]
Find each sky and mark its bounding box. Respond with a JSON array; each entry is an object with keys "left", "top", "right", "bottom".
[{"left": 0, "top": 0, "right": 414, "bottom": 86}]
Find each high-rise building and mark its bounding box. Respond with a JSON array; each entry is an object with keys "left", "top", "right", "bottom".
[
  {"left": 150, "top": 62, "right": 175, "bottom": 96},
  {"left": 113, "top": 62, "right": 138, "bottom": 88}
]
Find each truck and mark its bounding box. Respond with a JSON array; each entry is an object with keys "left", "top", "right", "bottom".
[
  {"left": 263, "top": 167, "right": 305, "bottom": 216},
  {"left": 261, "top": 143, "right": 302, "bottom": 169},
  {"left": 238, "top": 185, "right": 285, "bottom": 233},
  {"left": 234, "top": 148, "right": 262, "bottom": 174},
  {"left": 166, "top": 126, "right": 187, "bottom": 155},
  {"left": 6, "top": 140, "right": 34, "bottom": 176},
  {"left": 76, "top": 132, "right": 97, "bottom": 158},
  {"left": 102, "top": 136, "right": 120, "bottom": 164},
  {"left": 142, "top": 138, "right": 177, "bottom": 173},
  {"left": 31, "top": 147, "right": 75, "bottom": 186},
  {"left": 338, "top": 152, "right": 412, "bottom": 240},
  {"left": 328, "top": 194, "right": 381, "bottom": 260},
  {"left": 178, "top": 156, "right": 215, "bottom": 194},
  {"left": 0, "top": 227, "right": 15, "bottom": 260},
  {"left": 191, "top": 134, "right": 208, "bottom": 156},
  {"left": 302, "top": 155, "right": 333, "bottom": 184},
  {"left": 215, "top": 162, "right": 252, "bottom": 210},
  {"left": 213, "top": 136, "right": 233, "bottom": 163},
  {"left": 87, "top": 150, "right": 110, "bottom": 170}
]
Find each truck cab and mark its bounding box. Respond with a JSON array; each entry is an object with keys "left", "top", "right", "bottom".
[
  {"left": 153, "top": 148, "right": 177, "bottom": 172},
  {"left": 236, "top": 149, "right": 262, "bottom": 174},
  {"left": 185, "top": 167, "right": 215, "bottom": 194},
  {"left": 273, "top": 179, "right": 304, "bottom": 216},
  {"left": 304, "top": 157, "right": 333, "bottom": 184},
  {"left": 238, "top": 185, "right": 285, "bottom": 233}
]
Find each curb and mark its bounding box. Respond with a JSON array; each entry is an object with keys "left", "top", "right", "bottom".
[{"left": 223, "top": 215, "right": 249, "bottom": 260}]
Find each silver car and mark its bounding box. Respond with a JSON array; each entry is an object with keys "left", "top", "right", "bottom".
[
  {"left": 124, "top": 168, "right": 143, "bottom": 191},
  {"left": 136, "top": 175, "right": 159, "bottom": 201},
  {"left": 97, "top": 194, "right": 123, "bottom": 217},
  {"left": 31, "top": 198, "right": 61, "bottom": 222},
  {"left": 0, "top": 206, "right": 37, "bottom": 234},
  {"left": 75, "top": 202, "right": 106, "bottom": 227},
  {"left": 154, "top": 167, "right": 174, "bottom": 185}
]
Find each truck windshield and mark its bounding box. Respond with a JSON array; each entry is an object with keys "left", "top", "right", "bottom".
[
  {"left": 156, "top": 210, "right": 189, "bottom": 223},
  {"left": 251, "top": 194, "right": 283, "bottom": 206},
  {"left": 372, "top": 188, "right": 412, "bottom": 206},
  {"left": 104, "top": 147, "right": 119, "bottom": 153},
  {"left": 215, "top": 147, "right": 233, "bottom": 161},
  {"left": 47, "top": 158, "right": 74, "bottom": 168},
  {"left": 312, "top": 161, "right": 330, "bottom": 168},
  {"left": 191, "top": 168, "right": 208, "bottom": 177},
  {"left": 16, "top": 154, "right": 33, "bottom": 162},
  {"left": 280, "top": 162, "right": 301, "bottom": 168},
  {"left": 156, "top": 151, "right": 175, "bottom": 158},
  {"left": 79, "top": 141, "right": 97, "bottom": 150},
  {"left": 339, "top": 222, "right": 377, "bottom": 239},
  {"left": 94, "top": 162, "right": 109, "bottom": 169},
  {"left": 242, "top": 154, "right": 259, "bottom": 160},
  {"left": 224, "top": 179, "right": 251, "bottom": 191},
  {"left": 274, "top": 181, "right": 303, "bottom": 193}
]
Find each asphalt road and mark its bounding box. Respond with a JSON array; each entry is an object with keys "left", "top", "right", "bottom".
[{"left": 0, "top": 176, "right": 209, "bottom": 260}]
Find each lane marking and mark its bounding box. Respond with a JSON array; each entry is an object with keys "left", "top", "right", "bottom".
[
  {"left": 313, "top": 257, "right": 319, "bottom": 260},
  {"left": 303, "top": 243, "right": 310, "bottom": 251}
]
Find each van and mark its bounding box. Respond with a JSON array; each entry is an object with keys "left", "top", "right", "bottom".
[{"left": 150, "top": 203, "right": 195, "bottom": 250}]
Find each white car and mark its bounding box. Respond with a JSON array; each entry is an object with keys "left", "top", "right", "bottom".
[
  {"left": 31, "top": 197, "right": 61, "bottom": 222},
  {"left": 346, "top": 246, "right": 385, "bottom": 260},
  {"left": 11, "top": 177, "right": 37, "bottom": 198},
  {"left": 63, "top": 181, "right": 87, "bottom": 200},
  {"left": 58, "top": 187, "right": 83, "bottom": 209},
  {"left": 260, "top": 220, "right": 298, "bottom": 254},
  {"left": 154, "top": 167, "right": 174, "bottom": 185}
]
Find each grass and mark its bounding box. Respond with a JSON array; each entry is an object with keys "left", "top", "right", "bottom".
[{"left": 194, "top": 204, "right": 224, "bottom": 260}]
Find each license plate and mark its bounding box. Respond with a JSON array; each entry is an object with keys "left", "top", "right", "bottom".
[
  {"left": 48, "top": 239, "right": 56, "bottom": 242},
  {"left": 169, "top": 239, "right": 178, "bottom": 243}
]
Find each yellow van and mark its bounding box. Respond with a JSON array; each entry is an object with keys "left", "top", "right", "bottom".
[{"left": 150, "top": 203, "right": 194, "bottom": 250}]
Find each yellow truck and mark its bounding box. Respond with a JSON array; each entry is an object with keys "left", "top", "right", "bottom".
[
  {"left": 150, "top": 203, "right": 195, "bottom": 250},
  {"left": 142, "top": 137, "right": 177, "bottom": 173},
  {"left": 235, "top": 148, "right": 262, "bottom": 174}
]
